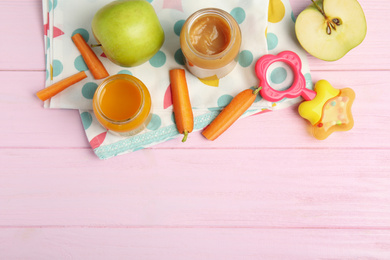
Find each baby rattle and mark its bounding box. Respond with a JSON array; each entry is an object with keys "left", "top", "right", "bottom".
[{"left": 255, "top": 51, "right": 355, "bottom": 140}]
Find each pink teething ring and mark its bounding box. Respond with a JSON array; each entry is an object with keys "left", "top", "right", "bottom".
[{"left": 255, "top": 51, "right": 316, "bottom": 102}]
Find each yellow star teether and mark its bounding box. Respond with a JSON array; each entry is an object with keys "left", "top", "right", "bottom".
[{"left": 298, "top": 80, "right": 355, "bottom": 140}]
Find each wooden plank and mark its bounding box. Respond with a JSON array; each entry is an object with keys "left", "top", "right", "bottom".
[
  {"left": 1, "top": 70, "right": 389, "bottom": 149},
  {"left": 1, "top": 148, "right": 389, "bottom": 227},
  {"left": 0, "top": 0, "right": 46, "bottom": 71},
  {"left": 0, "top": 228, "right": 389, "bottom": 259},
  {"left": 0, "top": 71, "right": 89, "bottom": 148}
]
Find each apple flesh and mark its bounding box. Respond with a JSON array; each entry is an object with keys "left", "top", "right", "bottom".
[
  {"left": 92, "top": 0, "right": 165, "bottom": 67},
  {"left": 295, "top": 0, "right": 366, "bottom": 61}
]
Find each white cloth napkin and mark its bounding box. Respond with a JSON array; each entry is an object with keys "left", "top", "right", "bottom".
[{"left": 42, "top": 0, "right": 312, "bottom": 159}]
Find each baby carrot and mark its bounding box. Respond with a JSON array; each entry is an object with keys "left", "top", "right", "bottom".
[
  {"left": 71, "top": 33, "right": 109, "bottom": 80},
  {"left": 36, "top": 71, "right": 87, "bottom": 101},
  {"left": 169, "top": 69, "right": 194, "bottom": 142},
  {"left": 202, "top": 87, "right": 261, "bottom": 141}
]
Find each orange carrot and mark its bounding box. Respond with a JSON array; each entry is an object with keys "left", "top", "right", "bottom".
[
  {"left": 169, "top": 69, "right": 194, "bottom": 142},
  {"left": 36, "top": 71, "right": 87, "bottom": 101},
  {"left": 71, "top": 33, "right": 109, "bottom": 80},
  {"left": 202, "top": 87, "right": 261, "bottom": 141}
]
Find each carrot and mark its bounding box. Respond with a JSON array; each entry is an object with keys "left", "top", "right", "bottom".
[
  {"left": 202, "top": 87, "right": 261, "bottom": 141},
  {"left": 36, "top": 71, "right": 87, "bottom": 101},
  {"left": 169, "top": 69, "right": 194, "bottom": 142},
  {"left": 71, "top": 33, "right": 109, "bottom": 80}
]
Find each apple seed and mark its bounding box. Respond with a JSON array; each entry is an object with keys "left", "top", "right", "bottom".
[{"left": 332, "top": 18, "right": 341, "bottom": 26}]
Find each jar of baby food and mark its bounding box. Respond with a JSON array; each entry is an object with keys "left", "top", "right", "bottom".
[
  {"left": 92, "top": 74, "right": 152, "bottom": 136},
  {"left": 180, "top": 8, "right": 242, "bottom": 80}
]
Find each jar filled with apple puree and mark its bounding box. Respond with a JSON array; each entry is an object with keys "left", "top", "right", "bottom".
[
  {"left": 180, "top": 8, "right": 242, "bottom": 80},
  {"left": 93, "top": 74, "right": 152, "bottom": 137}
]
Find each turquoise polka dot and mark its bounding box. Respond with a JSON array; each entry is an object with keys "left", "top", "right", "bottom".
[
  {"left": 46, "top": 69, "right": 49, "bottom": 80},
  {"left": 74, "top": 55, "right": 88, "bottom": 72},
  {"left": 46, "top": 38, "right": 50, "bottom": 50},
  {"left": 218, "top": 95, "right": 234, "bottom": 107},
  {"left": 149, "top": 51, "right": 166, "bottom": 67},
  {"left": 118, "top": 69, "right": 132, "bottom": 75},
  {"left": 72, "top": 28, "right": 90, "bottom": 42},
  {"left": 82, "top": 82, "right": 98, "bottom": 99},
  {"left": 80, "top": 112, "right": 93, "bottom": 130},
  {"left": 270, "top": 67, "right": 287, "bottom": 84},
  {"left": 174, "top": 49, "right": 185, "bottom": 65},
  {"left": 147, "top": 114, "right": 162, "bottom": 130},
  {"left": 230, "top": 7, "right": 246, "bottom": 24},
  {"left": 52, "top": 60, "right": 63, "bottom": 77},
  {"left": 174, "top": 20, "right": 185, "bottom": 36},
  {"left": 48, "top": 0, "right": 57, "bottom": 12},
  {"left": 238, "top": 50, "right": 253, "bottom": 67},
  {"left": 304, "top": 73, "right": 313, "bottom": 89},
  {"left": 267, "top": 33, "right": 278, "bottom": 51},
  {"left": 146, "top": 0, "right": 153, "bottom": 2},
  {"left": 291, "top": 11, "right": 296, "bottom": 23},
  {"left": 250, "top": 86, "right": 262, "bottom": 103}
]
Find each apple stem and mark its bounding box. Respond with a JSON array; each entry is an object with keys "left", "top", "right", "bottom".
[
  {"left": 311, "top": 0, "right": 342, "bottom": 35},
  {"left": 311, "top": 0, "right": 326, "bottom": 18},
  {"left": 90, "top": 43, "right": 102, "bottom": 48}
]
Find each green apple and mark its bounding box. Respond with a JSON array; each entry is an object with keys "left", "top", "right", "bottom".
[
  {"left": 92, "top": 0, "right": 165, "bottom": 67},
  {"left": 295, "top": 0, "right": 366, "bottom": 61}
]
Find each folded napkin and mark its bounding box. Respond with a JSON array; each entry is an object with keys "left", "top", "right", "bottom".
[{"left": 42, "top": 0, "right": 312, "bottom": 159}]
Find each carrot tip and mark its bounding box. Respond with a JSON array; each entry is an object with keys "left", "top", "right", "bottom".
[
  {"left": 182, "top": 130, "right": 189, "bottom": 142},
  {"left": 253, "top": 87, "right": 261, "bottom": 95}
]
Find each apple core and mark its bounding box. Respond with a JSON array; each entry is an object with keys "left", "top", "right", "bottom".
[{"left": 295, "top": 0, "right": 367, "bottom": 61}]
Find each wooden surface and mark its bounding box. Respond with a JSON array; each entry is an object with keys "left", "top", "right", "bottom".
[{"left": 1, "top": 0, "right": 390, "bottom": 259}]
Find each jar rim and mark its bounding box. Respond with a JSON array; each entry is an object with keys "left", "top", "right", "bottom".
[
  {"left": 94, "top": 74, "right": 145, "bottom": 125},
  {"left": 184, "top": 8, "right": 237, "bottom": 60}
]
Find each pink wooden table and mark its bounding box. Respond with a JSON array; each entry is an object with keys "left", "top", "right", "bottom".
[{"left": 1, "top": 0, "right": 390, "bottom": 258}]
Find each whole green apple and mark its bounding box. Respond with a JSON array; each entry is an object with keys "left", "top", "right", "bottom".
[
  {"left": 92, "top": 0, "right": 165, "bottom": 67},
  {"left": 295, "top": 0, "right": 366, "bottom": 61}
]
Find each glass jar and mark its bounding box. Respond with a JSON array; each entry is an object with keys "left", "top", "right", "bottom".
[
  {"left": 180, "top": 8, "right": 242, "bottom": 80},
  {"left": 93, "top": 74, "right": 152, "bottom": 136}
]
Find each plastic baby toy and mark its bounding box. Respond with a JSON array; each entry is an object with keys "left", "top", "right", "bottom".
[
  {"left": 255, "top": 51, "right": 355, "bottom": 140},
  {"left": 298, "top": 80, "right": 355, "bottom": 140}
]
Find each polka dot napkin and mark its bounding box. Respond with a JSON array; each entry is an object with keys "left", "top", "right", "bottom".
[{"left": 42, "top": 0, "right": 312, "bottom": 159}]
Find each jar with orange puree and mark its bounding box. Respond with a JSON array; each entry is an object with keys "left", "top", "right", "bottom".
[
  {"left": 180, "top": 8, "right": 241, "bottom": 80},
  {"left": 93, "top": 74, "right": 152, "bottom": 136}
]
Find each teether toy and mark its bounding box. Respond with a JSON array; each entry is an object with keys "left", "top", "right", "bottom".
[
  {"left": 255, "top": 51, "right": 355, "bottom": 140},
  {"left": 298, "top": 80, "right": 355, "bottom": 140},
  {"left": 255, "top": 51, "right": 316, "bottom": 102}
]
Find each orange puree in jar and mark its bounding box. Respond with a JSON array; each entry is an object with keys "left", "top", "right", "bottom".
[
  {"left": 99, "top": 78, "right": 142, "bottom": 121},
  {"left": 180, "top": 8, "right": 241, "bottom": 79},
  {"left": 93, "top": 74, "right": 152, "bottom": 136}
]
